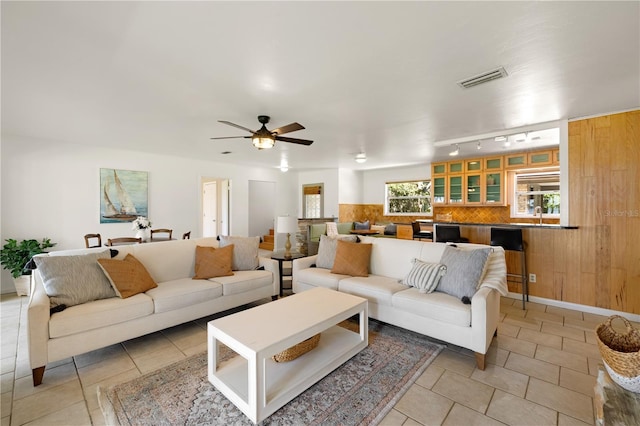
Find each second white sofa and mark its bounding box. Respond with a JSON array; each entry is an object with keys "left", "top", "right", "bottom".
[{"left": 292, "top": 236, "right": 508, "bottom": 369}]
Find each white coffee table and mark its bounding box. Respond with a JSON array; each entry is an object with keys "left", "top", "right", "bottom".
[{"left": 207, "top": 287, "right": 368, "bottom": 424}]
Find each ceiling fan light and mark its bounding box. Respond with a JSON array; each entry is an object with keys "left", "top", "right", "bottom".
[
  {"left": 252, "top": 135, "right": 275, "bottom": 149},
  {"left": 355, "top": 153, "right": 367, "bottom": 163}
]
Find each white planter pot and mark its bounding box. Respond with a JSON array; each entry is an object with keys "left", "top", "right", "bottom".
[{"left": 14, "top": 275, "right": 31, "bottom": 296}]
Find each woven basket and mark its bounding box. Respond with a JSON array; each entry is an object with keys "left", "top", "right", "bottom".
[
  {"left": 272, "top": 334, "right": 320, "bottom": 363},
  {"left": 595, "top": 315, "right": 640, "bottom": 378}
]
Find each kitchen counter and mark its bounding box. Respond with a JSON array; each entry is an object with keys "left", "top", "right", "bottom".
[{"left": 416, "top": 220, "right": 578, "bottom": 229}]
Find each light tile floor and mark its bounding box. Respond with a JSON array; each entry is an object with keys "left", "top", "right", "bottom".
[{"left": 2, "top": 293, "right": 635, "bottom": 425}]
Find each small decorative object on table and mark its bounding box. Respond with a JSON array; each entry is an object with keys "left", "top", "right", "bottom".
[
  {"left": 132, "top": 216, "right": 152, "bottom": 242},
  {"left": 596, "top": 315, "right": 640, "bottom": 393},
  {"left": 272, "top": 334, "right": 321, "bottom": 362}
]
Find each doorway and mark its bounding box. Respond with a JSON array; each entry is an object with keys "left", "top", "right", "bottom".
[
  {"left": 248, "top": 180, "right": 275, "bottom": 238},
  {"left": 201, "top": 178, "right": 230, "bottom": 237}
]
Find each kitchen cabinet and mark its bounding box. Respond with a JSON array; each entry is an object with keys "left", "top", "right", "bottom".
[
  {"left": 432, "top": 176, "right": 446, "bottom": 205},
  {"left": 396, "top": 224, "right": 413, "bottom": 240},
  {"left": 484, "top": 171, "right": 504, "bottom": 204},
  {"left": 432, "top": 162, "right": 447, "bottom": 176},
  {"left": 465, "top": 173, "right": 482, "bottom": 204},
  {"left": 505, "top": 153, "right": 527, "bottom": 169},
  {"left": 552, "top": 149, "right": 560, "bottom": 165},
  {"left": 484, "top": 156, "right": 503, "bottom": 171},
  {"left": 465, "top": 159, "right": 482, "bottom": 172},
  {"left": 528, "top": 150, "right": 553, "bottom": 166},
  {"left": 448, "top": 174, "right": 464, "bottom": 204},
  {"left": 448, "top": 161, "right": 464, "bottom": 174}
]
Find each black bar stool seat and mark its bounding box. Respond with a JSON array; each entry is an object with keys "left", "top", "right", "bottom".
[
  {"left": 434, "top": 224, "right": 469, "bottom": 243},
  {"left": 490, "top": 227, "right": 528, "bottom": 309}
]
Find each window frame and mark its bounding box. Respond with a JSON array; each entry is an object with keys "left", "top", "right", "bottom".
[
  {"left": 511, "top": 170, "right": 561, "bottom": 218},
  {"left": 384, "top": 180, "right": 433, "bottom": 216}
]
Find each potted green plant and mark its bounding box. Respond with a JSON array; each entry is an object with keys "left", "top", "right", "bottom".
[{"left": 0, "top": 238, "right": 56, "bottom": 296}]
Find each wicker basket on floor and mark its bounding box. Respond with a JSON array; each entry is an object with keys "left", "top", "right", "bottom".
[
  {"left": 272, "top": 334, "right": 321, "bottom": 363},
  {"left": 596, "top": 315, "right": 640, "bottom": 392}
]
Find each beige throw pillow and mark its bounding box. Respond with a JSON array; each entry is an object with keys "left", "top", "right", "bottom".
[
  {"left": 218, "top": 235, "right": 260, "bottom": 270},
  {"left": 97, "top": 254, "right": 158, "bottom": 298},
  {"left": 193, "top": 245, "right": 234, "bottom": 279},
  {"left": 331, "top": 240, "right": 372, "bottom": 277}
]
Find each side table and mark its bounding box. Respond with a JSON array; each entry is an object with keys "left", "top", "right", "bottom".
[{"left": 271, "top": 251, "right": 305, "bottom": 297}]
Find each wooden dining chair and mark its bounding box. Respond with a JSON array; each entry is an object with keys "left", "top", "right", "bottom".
[
  {"left": 107, "top": 237, "right": 142, "bottom": 246},
  {"left": 182, "top": 231, "right": 191, "bottom": 240},
  {"left": 150, "top": 229, "right": 173, "bottom": 241},
  {"left": 84, "top": 233, "right": 102, "bottom": 248}
]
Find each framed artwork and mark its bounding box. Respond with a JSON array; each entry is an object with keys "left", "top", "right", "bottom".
[{"left": 100, "top": 168, "right": 148, "bottom": 224}]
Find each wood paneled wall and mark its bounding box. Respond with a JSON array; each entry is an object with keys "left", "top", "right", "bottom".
[{"left": 339, "top": 110, "right": 639, "bottom": 314}]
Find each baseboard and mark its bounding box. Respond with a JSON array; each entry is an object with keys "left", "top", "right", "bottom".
[{"left": 505, "top": 292, "right": 640, "bottom": 323}]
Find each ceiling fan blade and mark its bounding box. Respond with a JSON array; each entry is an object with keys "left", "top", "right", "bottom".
[
  {"left": 210, "top": 136, "right": 251, "bottom": 140},
  {"left": 218, "top": 120, "right": 255, "bottom": 133},
  {"left": 271, "top": 122, "right": 305, "bottom": 135},
  {"left": 275, "top": 135, "right": 314, "bottom": 146}
]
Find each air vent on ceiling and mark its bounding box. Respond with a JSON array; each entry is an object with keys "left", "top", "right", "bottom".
[{"left": 457, "top": 67, "right": 508, "bottom": 89}]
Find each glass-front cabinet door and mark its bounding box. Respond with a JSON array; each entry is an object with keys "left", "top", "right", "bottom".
[
  {"left": 448, "top": 161, "right": 464, "bottom": 174},
  {"left": 484, "top": 172, "right": 503, "bottom": 204},
  {"left": 465, "top": 173, "right": 482, "bottom": 204},
  {"left": 448, "top": 175, "right": 463, "bottom": 204},
  {"left": 505, "top": 153, "right": 527, "bottom": 169},
  {"left": 484, "top": 156, "right": 503, "bottom": 171},
  {"left": 432, "top": 176, "right": 446, "bottom": 205},
  {"left": 432, "top": 162, "right": 447, "bottom": 176}
]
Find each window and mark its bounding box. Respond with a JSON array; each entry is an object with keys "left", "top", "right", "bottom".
[
  {"left": 513, "top": 171, "right": 560, "bottom": 217},
  {"left": 302, "top": 183, "right": 323, "bottom": 218},
  {"left": 385, "top": 180, "right": 432, "bottom": 215}
]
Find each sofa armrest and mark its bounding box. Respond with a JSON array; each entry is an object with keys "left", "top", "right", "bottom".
[
  {"left": 258, "top": 257, "right": 279, "bottom": 297},
  {"left": 470, "top": 286, "right": 500, "bottom": 354},
  {"left": 293, "top": 255, "right": 318, "bottom": 273},
  {"left": 28, "top": 271, "right": 51, "bottom": 370}
]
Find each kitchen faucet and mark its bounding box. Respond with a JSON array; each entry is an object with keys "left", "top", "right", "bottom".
[{"left": 534, "top": 205, "right": 543, "bottom": 225}]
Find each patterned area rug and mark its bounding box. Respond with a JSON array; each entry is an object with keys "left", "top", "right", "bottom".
[{"left": 99, "top": 320, "right": 443, "bottom": 425}]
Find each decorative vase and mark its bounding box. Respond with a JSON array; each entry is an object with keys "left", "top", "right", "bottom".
[
  {"left": 136, "top": 229, "right": 150, "bottom": 242},
  {"left": 14, "top": 275, "right": 31, "bottom": 297}
]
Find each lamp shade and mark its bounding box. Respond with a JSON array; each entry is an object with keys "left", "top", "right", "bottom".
[{"left": 277, "top": 216, "right": 298, "bottom": 234}]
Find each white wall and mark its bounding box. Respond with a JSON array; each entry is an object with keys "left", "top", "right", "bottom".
[
  {"left": 297, "top": 169, "right": 339, "bottom": 218},
  {"left": 362, "top": 164, "right": 430, "bottom": 204},
  {"left": 338, "top": 168, "right": 363, "bottom": 204},
  {"left": 0, "top": 135, "right": 297, "bottom": 293}
]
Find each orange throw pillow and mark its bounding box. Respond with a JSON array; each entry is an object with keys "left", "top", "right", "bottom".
[
  {"left": 193, "top": 245, "right": 234, "bottom": 280},
  {"left": 331, "top": 240, "right": 372, "bottom": 277},
  {"left": 97, "top": 254, "right": 157, "bottom": 298}
]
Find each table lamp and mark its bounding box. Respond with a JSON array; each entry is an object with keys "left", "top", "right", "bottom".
[{"left": 277, "top": 216, "right": 298, "bottom": 258}]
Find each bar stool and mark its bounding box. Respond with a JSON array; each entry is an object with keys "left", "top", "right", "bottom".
[
  {"left": 490, "top": 228, "right": 528, "bottom": 309},
  {"left": 434, "top": 224, "right": 469, "bottom": 243}
]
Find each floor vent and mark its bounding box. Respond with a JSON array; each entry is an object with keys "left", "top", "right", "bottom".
[{"left": 457, "top": 67, "right": 508, "bottom": 89}]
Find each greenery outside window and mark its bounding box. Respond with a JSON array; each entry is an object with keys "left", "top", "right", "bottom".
[
  {"left": 385, "top": 180, "right": 432, "bottom": 216},
  {"left": 512, "top": 171, "right": 560, "bottom": 217}
]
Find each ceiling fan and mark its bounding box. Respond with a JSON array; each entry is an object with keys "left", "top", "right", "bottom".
[{"left": 211, "top": 115, "right": 313, "bottom": 149}]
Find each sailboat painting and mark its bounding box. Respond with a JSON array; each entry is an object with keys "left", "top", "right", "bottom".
[{"left": 100, "top": 168, "right": 148, "bottom": 223}]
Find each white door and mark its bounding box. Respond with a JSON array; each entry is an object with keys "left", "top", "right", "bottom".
[{"left": 203, "top": 181, "right": 217, "bottom": 237}]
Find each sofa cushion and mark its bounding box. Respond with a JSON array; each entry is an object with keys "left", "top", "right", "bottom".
[
  {"left": 145, "top": 278, "right": 223, "bottom": 313},
  {"left": 370, "top": 224, "right": 386, "bottom": 234},
  {"left": 336, "top": 222, "right": 354, "bottom": 234},
  {"left": 49, "top": 293, "right": 154, "bottom": 338},
  {"left": 97, "top": 254, "right": 158, "bottom": 298},
  {"left": 436, "top": 246, "right": 492, "bottom": 300},
  {"left": 361, "top": 236, "right": 424, "bottom": 279},
  {"left": 401, "top": 259, "right": 447, "bottom": 293},
  {"left": 338, "top": 275, "right": 407, "bottom": 307},
  {"left": 354, "top": 220, "right": 370, "bottom": 230},
  {"left": 384, "top": 224, "right": 397, "bottom": 235},
  {"left": 34, "top": 251, "right": 116, "bottom": 307},
  {"left": 294, "top": 267, "right": 350, "bottom": 291},
  {"left": 316, "top": 234, "right": 358, "bottom": 269},
  {"left": 130, "top": 239, "right": 204, "bottom": 283},
  {"left": 392, "top": 289, "right": 472, "bottom": 327},
  {"left": 331, "top": 240, "right": 372, "bottom": 277},
  {"left": 193, "top": 245, "right": 234, "bottom": 279},
  {"left": 209, "top": 270, "right": 272, "bottom": 296},
  {"left": 309, "top": 224, "right": 327, "bottom": 242},
  {"left": 219, "top": 235, "right": 260, "bottom": 271}
]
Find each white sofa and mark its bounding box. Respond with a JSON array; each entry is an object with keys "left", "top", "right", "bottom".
[
  {"left": 292, "top": 236, "right": 508, "bottom": 369},
  {"left": 28, "top": 237, "right": 278, "bottom": 386}
]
